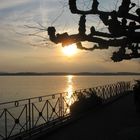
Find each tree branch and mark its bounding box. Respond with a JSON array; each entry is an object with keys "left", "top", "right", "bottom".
[{"left": 46, "top": 0, "right": 140, "bottom": 62}]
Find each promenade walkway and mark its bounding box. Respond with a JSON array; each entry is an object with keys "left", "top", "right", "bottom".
[{"left": 40, "top": 93, "right": 140, "bottom": 140}]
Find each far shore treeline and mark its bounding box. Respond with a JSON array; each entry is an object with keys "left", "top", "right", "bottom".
[{"left": 0, "top": 72, "right": 140, "bottom": 76}]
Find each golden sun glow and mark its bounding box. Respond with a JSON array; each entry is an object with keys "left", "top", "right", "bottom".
[{"left": 62, "top": 44, "right": 77, "bottom": 56}]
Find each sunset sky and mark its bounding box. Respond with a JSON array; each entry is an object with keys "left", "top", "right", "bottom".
[{"left": 0, "top": 0, "right": 139, "bottom": 73}]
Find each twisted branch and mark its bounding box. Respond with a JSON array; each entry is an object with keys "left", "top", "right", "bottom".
[{"left": 47, "top": 0, "right": 140, "bottom": 62}]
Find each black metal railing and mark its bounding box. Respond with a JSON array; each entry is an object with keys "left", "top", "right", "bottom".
[{"left": 0, "top": 81, "right": 132, "bottom": 140}]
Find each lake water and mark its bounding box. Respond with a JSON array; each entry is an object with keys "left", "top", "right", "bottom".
[
  {"left": 0, "top": 75, "right": 139, "bottom": 103},
  {"left": 0, "top": 75, "right": 140, "bottom": 138}
]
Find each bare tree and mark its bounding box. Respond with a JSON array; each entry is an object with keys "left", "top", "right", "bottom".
[{"left": 47, "top": 0, "right": 140, "bottom": 62}]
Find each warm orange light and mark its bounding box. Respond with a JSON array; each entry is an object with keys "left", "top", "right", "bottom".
[{"left": 62, "top": 44, "right": 77, "bottom": 57}]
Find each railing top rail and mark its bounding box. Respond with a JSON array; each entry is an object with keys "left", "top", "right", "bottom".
[
  {"left": 74, "top": 81, "right": 131, "bottom": 92},
  {"left": 0, "top": 92, "right": 67, "bottom": 105},
  {"left": 0, "top": 81, "right": 132, "bottom": 106}
]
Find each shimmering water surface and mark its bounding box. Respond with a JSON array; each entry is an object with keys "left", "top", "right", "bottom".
[
  {"left": 0, "top": 75, "right": 140, "bottom": 138},
  {"left": 0, "top": 75, "right": 139, "bottom": 103}
]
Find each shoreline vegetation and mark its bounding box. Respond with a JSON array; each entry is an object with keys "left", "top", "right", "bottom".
[{"left": 0, "top": 72, "right": 140, "bottom": 76}]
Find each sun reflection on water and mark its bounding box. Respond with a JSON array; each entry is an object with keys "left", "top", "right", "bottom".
[
  {"left": 66, "top": 75, "right": 74, "bottom": 103},
  {"left": 67, "top": 75, "right": 73, "bottom": 98},
  {"left": 65, "top": 75, "right": 75, "bottom": 113}
]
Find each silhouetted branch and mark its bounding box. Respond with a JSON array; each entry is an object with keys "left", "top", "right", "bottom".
[
  {"left": 69, "top": 0, "right": 140, "bottom": 22},
  {"left": 47, "top": 0, "right": 140, "bottom": 62}
]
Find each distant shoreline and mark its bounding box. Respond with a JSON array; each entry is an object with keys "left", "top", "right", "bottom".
[{"left": 0, "top": 72, "right": 140, "bottom": 76}]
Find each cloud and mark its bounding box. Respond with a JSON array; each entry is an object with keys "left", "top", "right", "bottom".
[
  {"left": 0, "top": 0, "right": 32, "bottom": 10},
  {"left": 0, "top": 0, "right": 74, "bottom": 50}
]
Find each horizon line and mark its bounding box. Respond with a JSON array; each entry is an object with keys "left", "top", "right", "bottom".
[{"left": 0, "top": 72, "right": 140, "bottom": 76}]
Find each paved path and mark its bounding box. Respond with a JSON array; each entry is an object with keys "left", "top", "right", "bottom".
[{"left": 40, "top": 93, "right": 140, "bottom": 140}]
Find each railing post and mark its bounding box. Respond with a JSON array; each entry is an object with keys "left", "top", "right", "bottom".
[
  {"left": 25, "top": 104, "right": 28, "bottom": 131},
  {"left": 46, "top": 100, "right": 49, "bottom": 122},
  {"left": 59, "top": 94, "right": 61, "bottom": 118},
  {"left": 28, "top": 99, "right": 31, "bottom": 131},
  {"left": 59, "top": 93, "right": 63, "bottom": 117},
  {"left": 4, "top": 109, "right": 7, "bottom": 139},
  {"left": 32, "top": 103, "right": 34, "bottom": 128}
]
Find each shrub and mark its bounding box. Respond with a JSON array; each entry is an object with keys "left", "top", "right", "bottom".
[{"left": 70, "top": 90, "right": 102, "bottom": 116}]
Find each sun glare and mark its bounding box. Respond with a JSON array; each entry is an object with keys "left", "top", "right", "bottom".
[{"left": 62, "top": 44, "right": 77, "bottom": 57}]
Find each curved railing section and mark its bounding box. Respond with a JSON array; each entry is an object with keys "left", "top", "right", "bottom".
[{"left": 0, "top": 81, "right": 132, "bottom": 140}]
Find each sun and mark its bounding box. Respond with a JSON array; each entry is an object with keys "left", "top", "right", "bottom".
[{"left": 62, "top": 44, "right": 77, "bottom": 57}]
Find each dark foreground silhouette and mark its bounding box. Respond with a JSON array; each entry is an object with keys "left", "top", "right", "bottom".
[{"left": 36, "top": 93, "right": 140, "bottom": 140}]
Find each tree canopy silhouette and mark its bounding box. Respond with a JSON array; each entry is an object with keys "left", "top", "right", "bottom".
[{"left": 47, "top": 0, "right": 140, "bottom": 62}]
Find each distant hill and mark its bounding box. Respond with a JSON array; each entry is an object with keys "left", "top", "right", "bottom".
[{"left": 0, "top": 72, "right": 140, "bottom": 76}]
